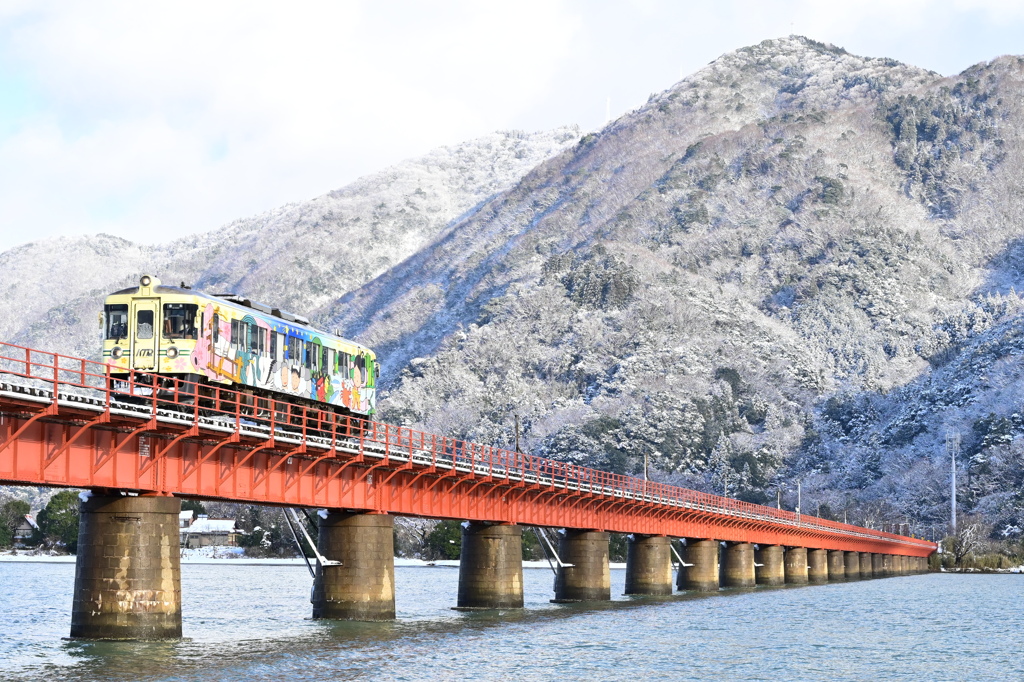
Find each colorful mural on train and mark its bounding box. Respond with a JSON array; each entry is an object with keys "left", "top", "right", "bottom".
[{"left": 102, "top": 276, "right": 377, "bottom": 416}]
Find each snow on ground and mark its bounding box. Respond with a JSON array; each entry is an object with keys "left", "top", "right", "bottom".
[{"left": 0, "top": 547, "right": 630, "bottom": 568}]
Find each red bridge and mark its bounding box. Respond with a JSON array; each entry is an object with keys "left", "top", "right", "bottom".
[{"left": 0, "top": 341, "right": 936, "bottom": 639}]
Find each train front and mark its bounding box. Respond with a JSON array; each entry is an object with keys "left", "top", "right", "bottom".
[{"left": 101, "top": 275, "right": 202, "bottom": 400}]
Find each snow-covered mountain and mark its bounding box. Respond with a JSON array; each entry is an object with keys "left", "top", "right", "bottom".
[
  {"left": 3, "top": 37, "right": 1023, "bottom": 539},
  {"left": 322, "top": 38, "right": 1024, "bottom": 538},
  {"left": 0, "top": 126, "right": 581, "bottom": 357}
]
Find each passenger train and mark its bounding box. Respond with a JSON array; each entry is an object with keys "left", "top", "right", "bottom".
[{"left": 101, "top": 275, "right": 377, "bottom": 416}]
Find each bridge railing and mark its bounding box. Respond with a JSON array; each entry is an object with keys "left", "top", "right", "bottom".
[{"left": 0, "top": 339, "right": 932, "bottom": 549}]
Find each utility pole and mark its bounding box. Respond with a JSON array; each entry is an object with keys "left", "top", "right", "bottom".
[
  {"left": 946, "top": 429, "right": 960, "bottom": 533},
  {"left": 514, "top": 414, "right": 520, "bottom": 454},
  {"left": 796, "top": 479, "right": 801, "bottom": 524}
]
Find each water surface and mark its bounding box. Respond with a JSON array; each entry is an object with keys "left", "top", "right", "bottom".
[{"left": 0, "top": 562, "right": 1019, "bottom": 681}]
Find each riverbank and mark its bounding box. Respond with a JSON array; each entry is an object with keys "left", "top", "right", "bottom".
[{"left": 0, "top": 548, "right": 628, "bottom": 569}]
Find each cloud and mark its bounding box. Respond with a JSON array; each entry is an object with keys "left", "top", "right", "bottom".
[
  {"left": 0, "top": 0, "right": 1021, "bottom": 252},
  {"left": 0, "top": 0, "right": 580, "bottom": 249}
]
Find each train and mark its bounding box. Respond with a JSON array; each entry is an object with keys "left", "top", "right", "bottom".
[{"left": 101, "top": 275, "right": 378, "bottom": 416}]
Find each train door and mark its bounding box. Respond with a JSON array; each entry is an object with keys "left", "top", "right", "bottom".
[{"left": 130, "top": 298, "right": 160, "bottom": 370}]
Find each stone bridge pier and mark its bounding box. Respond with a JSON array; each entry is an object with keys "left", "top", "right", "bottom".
[
  {"left": 312, "top": 511, "right": 395, "bottom": 621},
  {"left": 624, "top": 535, "right": 673, "bottom": 596},
  {"left": 456, "top": 523, "right": 524, "bottom": 609},
  {"left": 70, "top": 492, "right": 182, "bottom": 640},
  {"left": 552, "top": 530, "right": 611, "bottom": 602}
]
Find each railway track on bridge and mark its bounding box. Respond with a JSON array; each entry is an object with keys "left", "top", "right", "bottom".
[
  {"left": 0, "top": 340, "right": 932, "bottom": 554},
  {"left": 0, "top": 340, "right": 937, "bottom": 638}
]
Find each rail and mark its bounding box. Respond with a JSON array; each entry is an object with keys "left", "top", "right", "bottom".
[{"left": 0, "top": 340, "right": 934, "bottom": 551}]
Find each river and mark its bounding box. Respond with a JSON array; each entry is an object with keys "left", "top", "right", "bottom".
[{"left": 0, "top": 561, "right": 1019, "bottom": 681}]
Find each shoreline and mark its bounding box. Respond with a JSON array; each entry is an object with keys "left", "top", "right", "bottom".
[{"left": 0, "top": 552, "right": 628, "bottom": 569}]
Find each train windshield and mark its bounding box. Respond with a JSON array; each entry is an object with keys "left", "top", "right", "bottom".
[
  {"left": 105, "top": 305, "right": 128, "bottom": 340},
  {"left": 163, "top": 304, "right": 198, "bottom": 339}
]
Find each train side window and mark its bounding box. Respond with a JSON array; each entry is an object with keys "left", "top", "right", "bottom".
[
  {"left": 212, "top": 313, "right": 219, "bottom": 343},
  {"left": 327, "top": 348, "right": 335, "bottom": 373},
  {"left": 105, "top": 305, "right": 128, "bottom": 339},
  {"left": 304, "top": 341, "right": 312, "bottom": 369},
  {"left": 230, "top": 319, "right": 239, "bottom": 349},
  {"left": 247, "top": 322, "right": 256, "bottom": 353},
  {"left": 270, "top": 331, "right": 277, "bottom": 359},
  {"left": 136, "top": 310, "right": 154, "bottom": 340},
  {"left": 259, "top": 328, "right": 267, "bottom": 356},
  {"left": 163, "top": 304, "right": 197, "bottom": 339}
]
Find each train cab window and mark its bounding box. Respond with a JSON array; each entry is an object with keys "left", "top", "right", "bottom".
[
  {"left": 163, "top": 304, "right": 197, "bottom": 339},
  {"left": 137, "top": 310, "right": 154, "bottom": 340},
  {"left": 105, "top": 305, "right": 128, "bottom": 339}
]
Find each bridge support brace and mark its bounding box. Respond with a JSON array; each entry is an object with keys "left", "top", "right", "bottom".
[
  {"left": 827, "top": 550, "right": 846, "bottom": 581},
  {"left": 456, "top": 523, "right": 523, "bottom": 609},
  {"left": 312, "top": 512, "right": 395, "bottom": 621},
  {"left": 755, "top": 545, "right": 785, "bottom": 586},
  {"left": 678, "top": 538, "right": 719, "bottom": 592},
  {"left": 624, "top": 535, "right": 672, "bottom": 596},
  {"left": 70, "top": 493, "right": 182, "bottom": 640},
  {"left": 784, "top": 547, "right": 808, "bottom": 584},
  {"left": 843, "top": 548, "right": 860, "bottom": 577},
  {"left": 859, "top": 552, "right": 873, "bottom": 578},
  {"left": 552, "top": 530, "right": 610, "bottom": 602},
  {"left": 722, "top": 542, "right": 755, "bottom": 588},
  {"left": 807, "top": 549, "right": 828, "bottom": 584}
]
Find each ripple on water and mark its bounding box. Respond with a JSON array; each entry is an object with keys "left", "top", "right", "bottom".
[{"left": 0, "top": 563, "right": 1021, "bottom": 681}]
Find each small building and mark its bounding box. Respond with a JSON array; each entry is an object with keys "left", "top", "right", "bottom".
[
  {"left": 179, "top": 510, "right": 194, "bottom": 528},
  {"left": 180, "top": 514, "right": 240, "bottom": 548},
  {"left": 13, "top": 515, "right": 38, "bottom": 547}
]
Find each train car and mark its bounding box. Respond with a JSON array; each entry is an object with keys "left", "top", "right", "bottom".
[{"left": 101, "top": 275, "right": 377, "bottom": 416}]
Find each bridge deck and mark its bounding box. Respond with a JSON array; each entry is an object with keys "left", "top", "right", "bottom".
[{"left": 0, "top": 341, "right": 935, "bottom": 556}]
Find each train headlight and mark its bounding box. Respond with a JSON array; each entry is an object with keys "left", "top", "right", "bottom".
[
  {"left": 166, "top": 346, "right": 179, "bottom": 359},
  {"left": 111, "top": 346, "right": 123, "bottom": 359},
  {"left": 140, "top": 275, "right": 152, "bottom": 287}
]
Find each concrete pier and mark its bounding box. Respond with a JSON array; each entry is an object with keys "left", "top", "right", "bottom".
[
  {"left": 755, "top": 545, "right": 785, "bottom": 586},
  {"left": 844, "top": 551, "right": 861, "bottom": 580},
  {"left": 827, "top": 550, "right": 846, "bottom": 581},
  {"left": 312, "top": 511, "right": 395, "bottom": 621},
  {"left": 721, "top": 542, "right": 756, "bottom": 588},
  {"left": 883, "top": 554, "right": 895, "bottom": 577},
  {"left": 70, "top": 493, "right": 182, "bottom": 640},
  {"left": 860, "top": 552, "right": 873, "bottom": 579},
  {"left": 457, "top": 523, "right": 524, "bottom": 609},
  {"left": 872, "top": 553, "right": 885, "bottom": 578},
  {"left": 784, "top": 547, "right": 808, "bottom": 584},
  {"left": 807, "top": 549, "right": 828, "bottom": 584},
  {"left": 624, "top": 535, "right": 673, "bottom": 596},
  {"left": 678, "top": 538, "right": 719, "bottom": 592},
  {"left": 896, "top": 555, "right": 906, "bottom": 575},
  {"left": 553, "top": 530, "right": 610, "bottom": 602}
]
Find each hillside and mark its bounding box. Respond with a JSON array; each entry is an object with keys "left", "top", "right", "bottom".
[
  {"left": 0, "top": 127, "right": 580, "bottom": 357},
  {"left": 2, "top": 37, "right": 1023, "bottom": 541},
  {"left": 322, "top": 37, "right": 1023, "bottom": 539}
]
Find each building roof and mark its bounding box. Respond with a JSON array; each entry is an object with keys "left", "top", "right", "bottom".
[
  {"left": 179, "top": 510, "right": 194, "bottom": 521},
  {"left": 16, "top": 515, "right": 38, "bottom": 531},
  {"left": 183, "top": 518, "right": 237, "bottom": 534}
]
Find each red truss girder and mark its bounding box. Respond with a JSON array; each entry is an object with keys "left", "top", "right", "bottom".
[{"left": 0, "top": 341, "right": 936, "bottom": 557}]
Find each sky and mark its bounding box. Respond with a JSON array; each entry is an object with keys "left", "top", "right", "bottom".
[{"left": 0, "top": 0, "right": 1022, "bottom": 253}]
